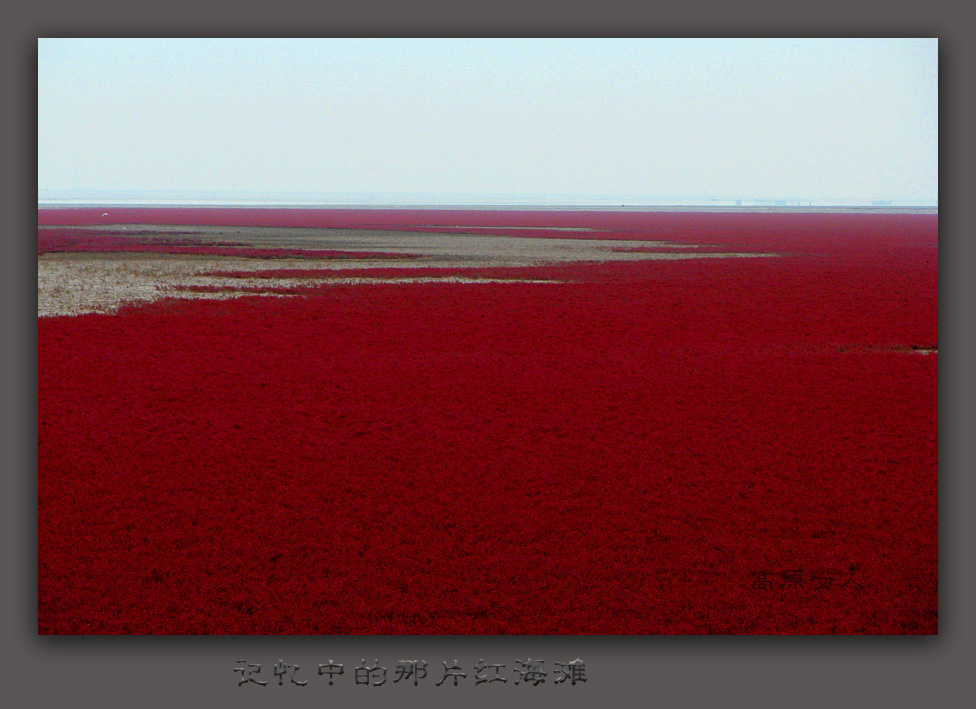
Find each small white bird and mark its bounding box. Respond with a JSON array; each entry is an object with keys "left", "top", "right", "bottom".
[{"left": 101, "top": 212, "right": 109, "bottom": 217}]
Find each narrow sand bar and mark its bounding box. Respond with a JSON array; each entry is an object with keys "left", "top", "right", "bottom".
[{"left": 38, "top": 226, "right": 774, "bottom": 317}]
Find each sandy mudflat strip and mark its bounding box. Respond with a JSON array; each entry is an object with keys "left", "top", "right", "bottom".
[
  {"left": 38, "top": 230, "right": 775, "bottom": 316},
  {"left": 45, "top": 224, "right": 701, "bottom": 259},
  {"left": 37, "top": 255, "right": 571, "bottom": 316}
]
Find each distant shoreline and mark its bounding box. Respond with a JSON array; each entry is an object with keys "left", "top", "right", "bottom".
[{"left": 37, "top": 203, "right": 938, "bottom": 215}]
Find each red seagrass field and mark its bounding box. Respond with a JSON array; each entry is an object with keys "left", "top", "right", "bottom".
[{"left": 37, "top": 207, "right": 938, "bottom": 635}]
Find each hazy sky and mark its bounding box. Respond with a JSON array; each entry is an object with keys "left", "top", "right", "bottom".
[{"left": 37, "top": 38, "right": 938, "bottom": 204}]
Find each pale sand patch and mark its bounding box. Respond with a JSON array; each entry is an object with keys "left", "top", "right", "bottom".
[
  {"left": 36, "top": 256, "right": 570, "bottom": 317},
  {"left": 48, "top": 224, "right": 702, "bottom": 260},
  {"left": 38, "top": 229, "right": 776, "bottom": 317}
]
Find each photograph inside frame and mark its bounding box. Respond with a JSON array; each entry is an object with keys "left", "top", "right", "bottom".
[{"left": 37, "top": 38, "right": 938, "bottom": 636}]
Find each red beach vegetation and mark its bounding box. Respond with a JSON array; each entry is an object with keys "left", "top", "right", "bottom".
[{"left": 37, "top": 208, "right": 937, "bottom": 634}]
